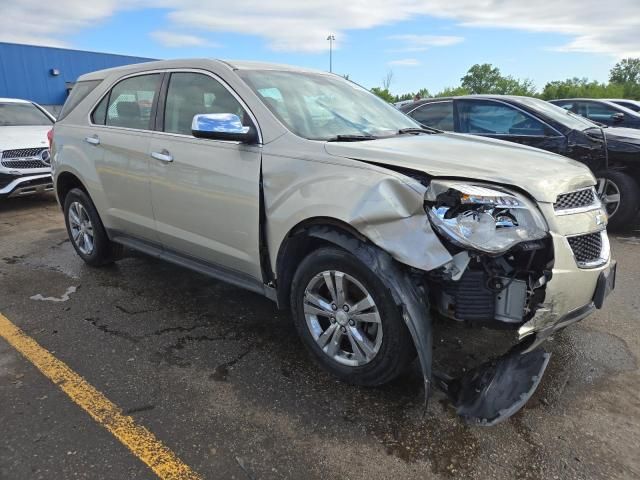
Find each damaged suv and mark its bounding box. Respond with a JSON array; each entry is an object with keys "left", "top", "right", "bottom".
[{"left": 51, "top": 60, "right": 616, "bottom": 425}]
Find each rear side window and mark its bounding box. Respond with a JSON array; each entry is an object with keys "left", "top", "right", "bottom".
[
  {"left": 93, "top": 74, "right": 161, "bottom": 130},
  {"left": 409, "top": 101, "right": 454, "bottom": 131},
  {"left": 58, "top": 80, "right": 101, "bottom": 121},
  {"left": 92, "top": 95, "right": 108, "bottom": 125}
]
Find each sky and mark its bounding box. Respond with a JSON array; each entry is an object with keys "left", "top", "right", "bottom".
[{"left": 3, "top": 0, "right": 640, "bottom": 95}]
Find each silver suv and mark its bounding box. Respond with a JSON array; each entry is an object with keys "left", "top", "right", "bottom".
[{"left": 51, "top": 59, "right": 616, "bottom": 425}]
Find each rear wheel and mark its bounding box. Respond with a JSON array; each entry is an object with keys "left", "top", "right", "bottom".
[
  {"left": 290, "top": 246, "right": 415, "bottom": 386},
  {"left": 63, "top": 188, "right": 123, "bottom": 266},
  {"left": 596, "top": 170, "right": 640, "bottom": 230}
]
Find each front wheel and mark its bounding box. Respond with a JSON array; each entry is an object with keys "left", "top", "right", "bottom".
[
  {"left": 290, "top": 246, "right": 415, "bottom": 386},
  {"left": 596, "top": 170, "right": 640, "bottom": 230}
]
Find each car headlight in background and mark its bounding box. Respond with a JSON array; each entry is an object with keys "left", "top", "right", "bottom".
[{"left": 424, "top": 181, "right": 548, "bottom": 254}]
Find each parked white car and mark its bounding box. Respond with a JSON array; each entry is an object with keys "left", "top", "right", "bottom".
[{"left": 0, "top": 98, "right": 55, "bottom": 198}]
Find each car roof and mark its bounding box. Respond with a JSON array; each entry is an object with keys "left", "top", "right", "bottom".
[
  {"left": 78, "top": 58, "right": 329, "bottom": 81},
  {"left": 550, "top": 98, "right": 634, "bottom": 105},
  {"left": 0, "top": 97, "right": 32, "bottom": 104},
  {"left": 399, "top": 94, "right": 544, "bottom": 111},
  {"left": 550, "top": 98, "right": 640, "bottom": 115},
  {"left": 604, "top": 98, "right": 640, "bottom": 104}
]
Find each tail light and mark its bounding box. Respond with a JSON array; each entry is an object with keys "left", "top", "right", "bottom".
[{"left": 47, "top": 128, "right": 54, "bottom": 150}]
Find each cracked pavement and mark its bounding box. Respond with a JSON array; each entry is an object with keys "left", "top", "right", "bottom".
[{"left": 1, "top": 194, "right": 639, "bottom": 479}]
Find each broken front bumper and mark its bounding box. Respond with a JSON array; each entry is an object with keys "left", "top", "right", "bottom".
[
  {"left": 437, "top": 229, "right": 615, "bottom": 426},
  {"left": 518, "top": 231, "right": 615, "bottom": 342}
]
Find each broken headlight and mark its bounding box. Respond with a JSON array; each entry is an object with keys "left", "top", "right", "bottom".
[{"left": 425, "top": 181, "right": 548, "bottom": 254}]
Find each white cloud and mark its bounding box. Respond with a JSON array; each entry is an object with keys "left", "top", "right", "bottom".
[
  {"left": 388, "top": 58, "right": 421, "bottom": 66},
  {"left": 1, "top": 0, "right": 639, "bottom": 58},
  {"left": 387, "top": 34, "right": 464, "bottom": 52},
  {"left": 150, "top": 31, "right": 218, "bottom": 48}
]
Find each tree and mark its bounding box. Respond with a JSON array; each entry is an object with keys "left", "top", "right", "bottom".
[
  {"left": 382, "top": 70, "right": 394, "bottom": 90},
  {"left": 495, "top": 77, "right": 537, "bottom": 96},
  {"left": 610, "top": 58, "right": 640, "bottom": 84},
  {"left": 540, "top": 78, "right": 624, "bottom": 100},
  {"left": 370, "top": 87, "right": 395, "bottom": 103},
  {"left": 434, "top": 86, "right": 471, "bottom": 97},
  {"left": 460, "top": 64, "right": 503, "bottom": 94}
]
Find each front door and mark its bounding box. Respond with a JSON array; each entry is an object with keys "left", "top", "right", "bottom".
[
  {"left": 455, "top": 99, "right": 566, "bottom": 154},
  {"left": 148, "top": 71, "right": 263, "bottom": 280}
]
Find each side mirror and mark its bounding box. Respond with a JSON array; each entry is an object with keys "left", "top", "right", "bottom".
[
  {"left": 611, "top": 112, "right": 625, "bottom": 124},
  {"left": 191, "top": 113, "right": 258, "bottom": 143}
]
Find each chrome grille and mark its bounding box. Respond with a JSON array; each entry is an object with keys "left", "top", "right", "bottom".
[
  {"left": 1, "top": 148, "right": 49, "bottom": 169},
  {"left": 554, "top": 188, "right": 597, "bottom": 212},
  {"left": 1, "top": 148, "right": 47, "bottom": 159},
  {"left": 567, "top": 231, "right": 604, "bottom": 267}
]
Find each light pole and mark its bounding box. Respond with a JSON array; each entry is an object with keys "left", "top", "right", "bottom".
[{"left": 326, "top": 35, "right": 335, "bottom": 73}]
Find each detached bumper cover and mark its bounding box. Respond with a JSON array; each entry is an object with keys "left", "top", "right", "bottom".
[{"left": 437, "top": 347, "right": 551, "bottom": 426}]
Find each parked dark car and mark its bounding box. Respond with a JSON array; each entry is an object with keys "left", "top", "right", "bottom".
[
  {"left": 549, "top": 98, "right": 640, "bottom": 129},
  {"left": 606, "top": 99, "right": 640, "bottom": 113},
  {"left": 400, "top": 95, "right": 640, "bottom": 228}
]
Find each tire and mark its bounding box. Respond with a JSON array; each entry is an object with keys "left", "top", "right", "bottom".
[
  {"left": 290, "top": 246, "right": 415, "bottom": 386},
  {"left": 63, "top": 188, "right": 123, "bottom": 266},
  {"left": 596, "top": 170, "right": 640, "bottom": 230}
]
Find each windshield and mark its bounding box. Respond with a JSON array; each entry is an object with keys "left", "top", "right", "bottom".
[
  {"left": 0, "top": 102, "right": 53, "bottom": 127},
  {"left": 515, "top": 97, "right": 598, "bottom": 131},
  {"left": 238, "top": 70, "right": 419, "bottom": 140}
]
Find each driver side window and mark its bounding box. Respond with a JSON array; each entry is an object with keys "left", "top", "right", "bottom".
[
  {"left": 163, "top": 72, "right": 247, "bottom": 136},
  {"left": 584, "top": 102, "right": 620, "bottom": 123},
  {"left": 458, "top": 100, "right": 547, "bottom": 136}
]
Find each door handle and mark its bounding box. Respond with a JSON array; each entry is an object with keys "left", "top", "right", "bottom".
[
  {"left": 151, "top": 150, "right": 173, "bottom": 163},
  {"left": 84, "top": 135, "right": 100, "bottom": 145}
]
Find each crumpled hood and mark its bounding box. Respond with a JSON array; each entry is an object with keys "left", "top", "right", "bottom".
[
  {"left": 324, "top": 132, "right": 595, "bottom": 203},
  {"left": 0, "top": 126, "right": 50, "bottom": 152}
]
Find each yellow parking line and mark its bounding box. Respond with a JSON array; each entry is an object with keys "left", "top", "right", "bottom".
[{"left": 0, "top": 312, "right": 201, "bottom": 480}]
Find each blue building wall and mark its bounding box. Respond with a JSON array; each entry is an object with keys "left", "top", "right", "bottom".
[{"left": 0, "top": 42, "right": 155, "bottom": 106}]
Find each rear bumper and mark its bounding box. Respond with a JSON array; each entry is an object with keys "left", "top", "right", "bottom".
[{"left": 0, "top": 174, "right": 53, "bottom": 198}]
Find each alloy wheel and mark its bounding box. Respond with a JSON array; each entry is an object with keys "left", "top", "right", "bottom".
[
  {"left": 303, "top": 270, "right": 383, "bottom": 366},
  {"left": 68, "top": 201, "right": 95, "bottom": 255},
  {"left": 596, "top": 177, "right": 622, "bottom": 218}
]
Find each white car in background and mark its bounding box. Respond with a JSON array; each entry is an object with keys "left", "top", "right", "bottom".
[{"left": 0, "top": 98, "right": 55, "bottom": 198}]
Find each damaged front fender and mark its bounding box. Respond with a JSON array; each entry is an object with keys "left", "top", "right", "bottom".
[{"left": 263, "top": 150, "right": 453, "bottom": 275}]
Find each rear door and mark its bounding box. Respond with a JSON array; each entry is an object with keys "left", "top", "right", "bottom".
[
  {"left": 148, "top": 70, "right": 263, "bottom": 279},
  {"left": 90, "top": 73, "right": 162, "bottom": 243},
  {"left": 455, "top": 99, "right": 566, "bottom": 153},
  {"left": 406, "top": 101, "right": 454, "bottom": 131}
]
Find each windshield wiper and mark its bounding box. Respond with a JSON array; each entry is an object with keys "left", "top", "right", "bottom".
[
  {"left": 326, "top": 134, "right": 378, "bottom": 142},
  {"left": 398, "top": 126, "right": 441, "bottom": 135}
]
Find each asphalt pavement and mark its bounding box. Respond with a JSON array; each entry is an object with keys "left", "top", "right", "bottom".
[{"left": 1, "top": 194, "right": 639, "bottom": 480}]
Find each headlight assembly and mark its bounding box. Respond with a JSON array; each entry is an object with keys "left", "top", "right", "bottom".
[{"left": 425, "top": 181, "right": 548, "bottom": 254}]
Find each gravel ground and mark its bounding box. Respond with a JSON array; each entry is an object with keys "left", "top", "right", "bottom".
[{"left": 1, "top": 194, "right": 639, "bottom": 480}]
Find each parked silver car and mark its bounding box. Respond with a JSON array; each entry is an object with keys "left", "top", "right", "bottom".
[
  {"left": 0, "top": 98, "right": 55, "bottom": 198},
  {"left": 51, "top": 60, "right": 615, "bottom": 425}
]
